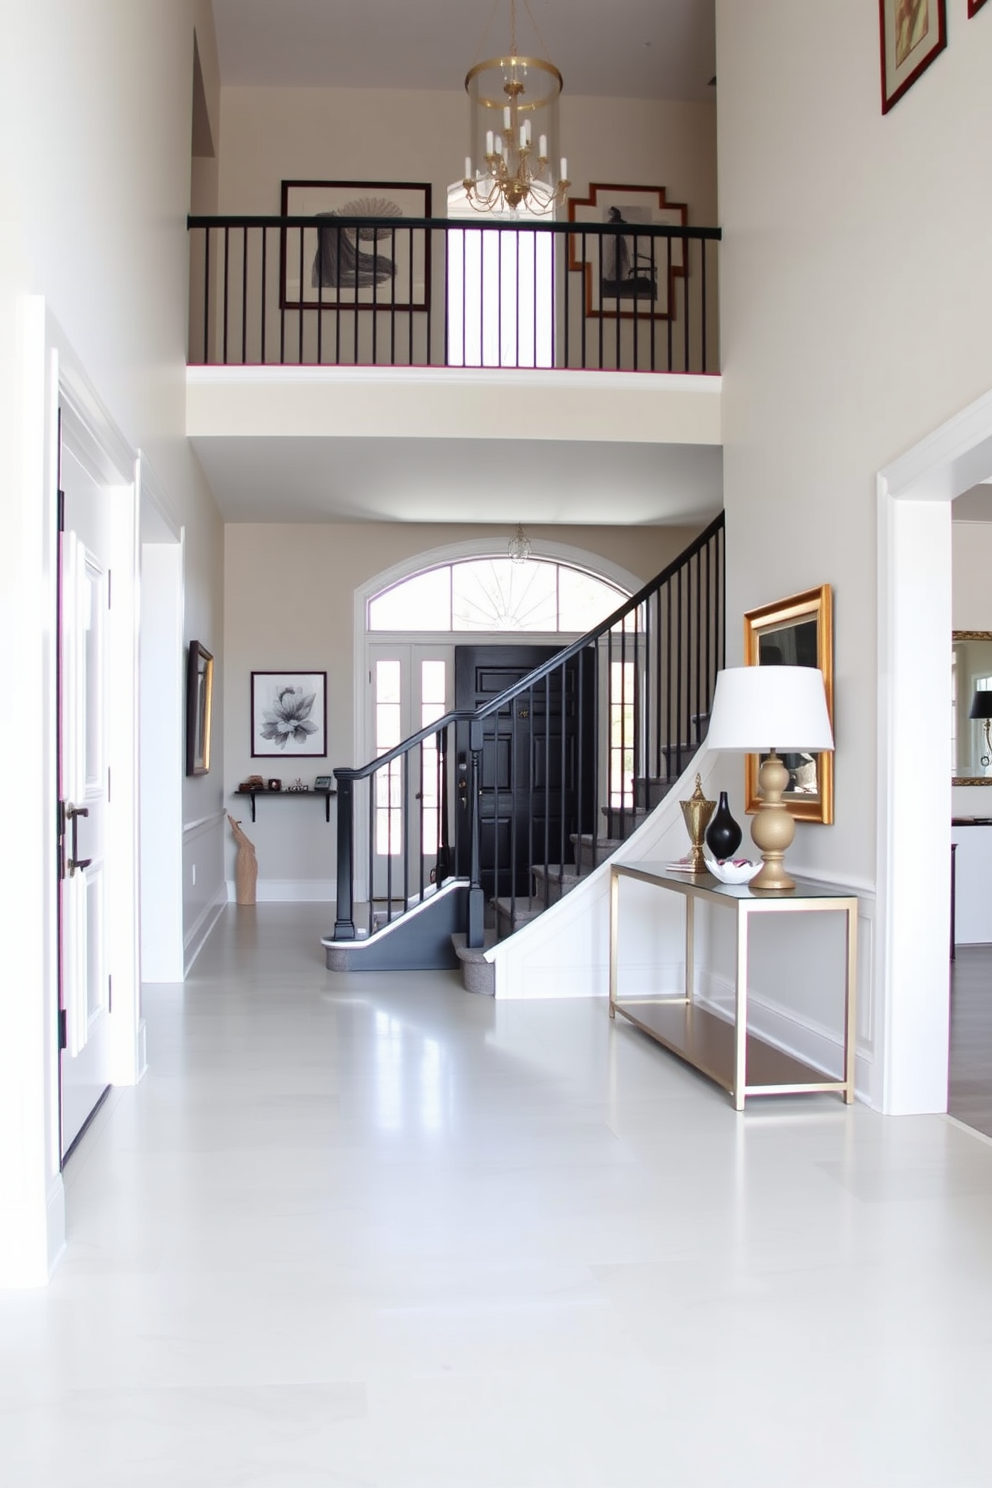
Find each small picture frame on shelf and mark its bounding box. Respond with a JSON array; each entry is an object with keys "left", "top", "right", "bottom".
[{"left": 314, "top": 775, "right": 333, "bottom": 789}]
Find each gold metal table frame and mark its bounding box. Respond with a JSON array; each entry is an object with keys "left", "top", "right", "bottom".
[{"left": 608, "top": 862, "right": 858, "bottom": 1110}]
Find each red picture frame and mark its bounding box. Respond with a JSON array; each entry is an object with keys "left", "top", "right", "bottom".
[
  {"left": 879, "top": 0, "right": 947, "bottom": 114},
  {"left": 969, "top": 0, "right": 989, "bottom": 16}
]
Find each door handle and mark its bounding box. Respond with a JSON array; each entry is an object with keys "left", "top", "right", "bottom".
[{"left": 65, "top": 802, "right": 92, "bottom": 877}]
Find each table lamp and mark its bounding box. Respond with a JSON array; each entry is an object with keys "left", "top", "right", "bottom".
[
  {"left": 968, "top": 688, "right": 992, "bottom": 770},
  {"left": 705, "top": 666, "right": 834, "bottom": 891}
]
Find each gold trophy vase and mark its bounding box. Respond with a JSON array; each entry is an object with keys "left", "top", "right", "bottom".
[{"left": 680, "top": 773, "right": 716, "bottom": 874}]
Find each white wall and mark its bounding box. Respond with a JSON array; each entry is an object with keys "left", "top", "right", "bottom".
[
  {"left": 0, "top": 0, "right": 226, "bottom": 1285},
  {"left": 216, "top": 86, "right": 718, "bottom": 225},
  {"left": 223, "top": 521, "right": 702, "bottom": 892},
  {"left": 716, "top": 0, "right": 992, "bottom": 1110}
]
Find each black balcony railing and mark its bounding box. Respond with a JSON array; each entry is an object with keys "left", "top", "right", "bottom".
[
  {"left": 331, "top": 512, "right": 725, "bottom": 953},
  {"left": 188, "top": 214, "right": 721, "bottom": 375}
]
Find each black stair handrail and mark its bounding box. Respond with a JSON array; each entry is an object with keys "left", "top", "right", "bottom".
[
  {"left": 335, "top": 510, "right": 725, "bottom": 785},
  {"left": 332, "top": 512, "right": 725, "bottom": 949},
  {"left": 188, "top": 212, "right": 722, "bottom": 241}
]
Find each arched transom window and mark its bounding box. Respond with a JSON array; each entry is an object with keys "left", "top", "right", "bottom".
[{"left": 368, "top": 556, "right": 628, "bottom": 633}]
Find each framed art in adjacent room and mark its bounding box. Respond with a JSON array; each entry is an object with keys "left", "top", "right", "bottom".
[
  {"left": 567, "top": 183, "right": 688, "bottom": 319},
  {"left": 251, "top": 671, "right": 327, "bottom": 758},
  {"left": 280, "top": 180, "right": 432, "bottom": 312},
  {"left": 743, "top": 585, "right": 834, "bottom": 824},
  {"left": 879, "top": 0, "right": 947, "bottom": 113},
  {"left": 186, "top": 641, "right": 214, "bottom": 776}
]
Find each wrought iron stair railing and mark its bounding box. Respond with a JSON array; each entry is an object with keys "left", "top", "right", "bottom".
[
  {"left": 332, "top": 512, "right": 725, "bottom": 952},
  {"left": 187, "top": 214, "right": 721, "bottom": 375}
]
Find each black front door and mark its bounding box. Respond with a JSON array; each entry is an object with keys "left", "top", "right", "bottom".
[{"left": 454, "top": 645, "right": 595, "bottom": 900}]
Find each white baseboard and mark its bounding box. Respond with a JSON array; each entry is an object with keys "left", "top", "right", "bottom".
[
  {"left": 226, "top": 879, "right": 336, "bottom": 904},
  {"left": 184, "top": 887, "right": 227, "bottom": 975}
]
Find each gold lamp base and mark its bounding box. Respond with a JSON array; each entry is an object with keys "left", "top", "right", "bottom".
[{"left": 749, "top": 752, "right": 796, "bottom": 891}]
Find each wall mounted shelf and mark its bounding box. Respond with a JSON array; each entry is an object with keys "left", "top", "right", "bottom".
[{"left": 233, "top": 787, "right": 336, "bottom": 823}]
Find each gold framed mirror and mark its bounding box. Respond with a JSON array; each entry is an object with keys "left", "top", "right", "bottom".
[
  {"left": 743, "top": 584, "right": 833, "bottom": 823},
  {"left": 952, "top": 630, "right": 992, "bottom": 784}
]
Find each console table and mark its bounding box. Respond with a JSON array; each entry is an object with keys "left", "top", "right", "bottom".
[
  {"left": 233, "top": 787, "right": 336, "bottom": 823},
  {"left": 608, "top": 862, "right": 858, "bottom": 1110}
]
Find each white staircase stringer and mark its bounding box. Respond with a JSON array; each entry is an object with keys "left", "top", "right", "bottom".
[{"left": 487, "top": 749, "right": 727, "bottom": 1000}]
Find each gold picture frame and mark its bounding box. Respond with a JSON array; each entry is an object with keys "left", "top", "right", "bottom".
[
  {"left": 744, "top": 585, "right": 833, "bottom": 824},
  {"left": 186, "top": 640, "right": 214, "bottom": 777}
]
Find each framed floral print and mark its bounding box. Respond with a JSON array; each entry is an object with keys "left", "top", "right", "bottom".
[
  {"left": 251, "top": 671, "right": 327, "bottom": 758},
  {"left": 743, "top": 586, "right": 834, "bottom": 824},
  {"left": 280, "top": 180, "right": 432, "bottom": 312},
  {"left": 879, "top": 0, "right": 947, "bottom": 114}
]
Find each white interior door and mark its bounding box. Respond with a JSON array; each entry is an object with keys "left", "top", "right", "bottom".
[{"left": 59, "top": 443, "right": 114, "bottom": 1157}]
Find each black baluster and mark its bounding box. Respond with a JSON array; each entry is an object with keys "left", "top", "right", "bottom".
[{"left": 468, "top": 719, "right": 485, "bottom": 948}]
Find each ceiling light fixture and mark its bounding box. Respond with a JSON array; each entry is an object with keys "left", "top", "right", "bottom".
[
  {"left": 508, "top": 524, "right": 532, "bottom": 563},
  {"left": 462, "top": 0, "right": 569, "bottom": 216}
]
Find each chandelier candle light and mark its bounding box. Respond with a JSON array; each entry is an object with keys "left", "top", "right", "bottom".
[{"left": 463, "top": 0, "right": 569, "bottom": 215}]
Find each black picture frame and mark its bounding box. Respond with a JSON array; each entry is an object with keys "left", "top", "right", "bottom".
[
  {"left": 186, "top": 641, "right": 214, "bottom": 777},
  {"left": 251, "top": 671, "right": 327, "bottom": 759},
  {"left": 280, "top": 180, "right": 432, "bottom": 313}
]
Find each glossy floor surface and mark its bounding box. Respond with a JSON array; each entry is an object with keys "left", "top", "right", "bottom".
[{"left": 5, "top": 905, "right": 992, "bottom": 1487}]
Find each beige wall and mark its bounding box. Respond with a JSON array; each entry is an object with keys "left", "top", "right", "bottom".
[
  {"left": 217, "top": 85, "right": 717, "bottom": 223},
  {"left": 223, "top": 520, "right": 701, "bottom": 884},
  {"left": 716, "top": 0, "right": 992, "bottom": 886}
]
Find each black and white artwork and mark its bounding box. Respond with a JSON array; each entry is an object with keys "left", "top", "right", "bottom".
[
  {"left": 251, "top": 671, "right": 327, "bottom": 758},
  {"left": 568, "top": 184, "right": 688, "bottom": 320},
  {"left": 281, "top": 181, "right": 432, "bottom": 311}
]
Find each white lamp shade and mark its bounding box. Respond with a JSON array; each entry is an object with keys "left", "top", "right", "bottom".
[{"left": 706, "top": 666, "right": 834, "bottom": 753}]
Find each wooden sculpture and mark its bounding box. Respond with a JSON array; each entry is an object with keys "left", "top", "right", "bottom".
[{"left": 228, "top": 814, "right": 258, "bottom": 905}]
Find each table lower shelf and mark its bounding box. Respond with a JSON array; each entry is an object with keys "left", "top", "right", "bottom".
[{"left": 612, "top": 998, "right": 846, "bottom": 1100}]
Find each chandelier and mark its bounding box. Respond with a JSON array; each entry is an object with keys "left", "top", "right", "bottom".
[
  {"left": 507, "top": 524, "right": 532, "bottom": 564},
  {"left": 462, "top": 0, "right": 569, "bottom": 216}
]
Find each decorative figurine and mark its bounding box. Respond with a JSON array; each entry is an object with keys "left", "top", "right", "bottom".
[
  {"left": 228, "top": 814, "right": 258, "bottom": 906},
  {"left": 680, "top": 773, "right": 716, "bottom": 874}
]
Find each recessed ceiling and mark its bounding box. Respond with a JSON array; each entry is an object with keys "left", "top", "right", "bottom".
[
  {"left": 210, "top": 0, "right": 717, "bottom": 103},
  {"left": 190, "top": 434, "right": 723, "bottom": 525}
]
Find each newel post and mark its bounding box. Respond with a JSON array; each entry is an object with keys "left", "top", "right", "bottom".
[
  {"left": 333, "top": 773, "right": 356, "bottom": 940},
  {"left": 467, "top": 719, "right": 485, "bottom": 948}
]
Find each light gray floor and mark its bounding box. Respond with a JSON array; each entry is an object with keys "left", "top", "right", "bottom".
[{"left": 5, "top": 903, "right": 992, "bottom": 1487}]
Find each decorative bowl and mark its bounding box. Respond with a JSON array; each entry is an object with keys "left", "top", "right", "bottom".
[{"left": 705, "top": 856, "right": 762, "bottom": 885}]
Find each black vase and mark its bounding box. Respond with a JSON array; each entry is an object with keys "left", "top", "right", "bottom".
[{"left": 705, "top": 791, "right": 742, "bottom": 860}]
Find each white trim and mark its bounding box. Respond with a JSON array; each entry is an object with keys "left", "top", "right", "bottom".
[
  {"left": 183, "top": 809, "right": 226, "bottom": 837},
  {"left": 187, "top": 363, "right": 720, "bottom": 397},
  {"left": 184, "top": 887, "right": 227, "bottom": 975},
  {"left": 877, "top": 384, "right": 992, "bottom": 1114}
]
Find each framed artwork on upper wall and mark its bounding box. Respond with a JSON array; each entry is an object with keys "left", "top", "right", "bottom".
[
  {"left": 280, "top": 180, "right": 432, "bottom": 312},
  {"left": 743, "top": 585, "right": 834, "bottom": 824},
  {"left": 251, "top": 671, "right": 327, "bottom": 758},
  {"left": 567, "top": 184, "right": 688, "bottom": 320},
  {"left": 186, "top": 641, "right": 214, "bottom": 776},
  {"left": 969, "top": 0, "right": 989, "bottom": 16},
  {"left": 879, "top": 0, "right": 947, "bottom": 113}
]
